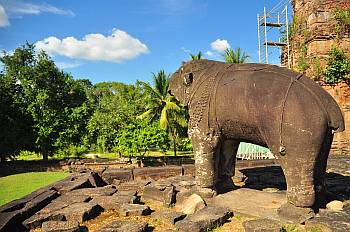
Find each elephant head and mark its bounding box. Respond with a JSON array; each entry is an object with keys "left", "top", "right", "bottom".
[{"left": 168, "top": 59, "right": 218, "bottom": 105}]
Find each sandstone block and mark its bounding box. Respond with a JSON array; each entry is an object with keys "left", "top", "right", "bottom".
[
  {"left": 96, "top": 220, "right": 148, "bottom": 232},
  {"left": 41, "top": 220, "right": 81, "bottom": 232},
  {"left": 277, "top": 203, "right": 315, "bottom": 224},
  {"left": 143, "top": 185, "right": 175, "bottom": 206},
  {"left": 326, "top": 200, "right": 344, "bottom": 211},
  {"left": 118, "top": 204, "right": 151, "bottom": 216},
  {"left": 91, "top": 195, "right": 137, "bottom": 210},
  {"left": 133, "top": 166, "right": 182, "bottom": 181},
  {"left": 101, "top": 169, "right": 133, "bottom": 184},
  {"left": 65, "top": 185, "right": 116, "bottom": 197},
  {"left": 176, "top": 193, "right": 206, "bottom": 215},
  {"left": 54, "top": 202, "right": 103, "bottom": 223},
  {"left": 243, "top": 219, "right": 281, "bottom": 232},
  {"left": 175, "top": 206, "right": 233, "bottom": 232},
  {"left": 151, "top": 210, "right": 186, "bottom": 224}
]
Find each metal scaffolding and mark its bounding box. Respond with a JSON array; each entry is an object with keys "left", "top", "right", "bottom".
[{"left": 258, "top": 0, "right": 292, "bottom": 68}]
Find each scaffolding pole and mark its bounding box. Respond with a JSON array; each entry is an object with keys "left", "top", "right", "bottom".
[
  {"left": 257, "top": 14, "right": 261, "bottom": 63},
  {"left": 264, "top": 7, "right": 269, "bottom": 64}
]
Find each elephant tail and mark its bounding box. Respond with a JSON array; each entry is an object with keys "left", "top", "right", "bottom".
[
  {"left": 324, "top": 95, "right": 345, "bottom": 133},
  {"left": 299, "top": 75, "right": 345, "bottom": 133}
]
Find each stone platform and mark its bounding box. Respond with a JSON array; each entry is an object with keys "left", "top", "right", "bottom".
[{"left": 0, "top": 156, "right": 349, "bottom": 232}]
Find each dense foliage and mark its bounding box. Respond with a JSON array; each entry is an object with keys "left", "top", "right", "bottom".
[
  {"left": 324, "top": 46, "right": 350, "bottom": 84},
  {"left": 0, "top": 43, "right": 190, "bottom": 161}
]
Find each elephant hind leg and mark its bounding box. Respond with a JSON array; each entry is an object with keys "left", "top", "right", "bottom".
[
  {"left": 216, "top": 139, "right": 240, "bottom": 193},
  {"left": 313, "top": 129, "right": 334, "bottom": 208},
  {"left": 281, "top": 155, "right": 317, "bottom": 207}
]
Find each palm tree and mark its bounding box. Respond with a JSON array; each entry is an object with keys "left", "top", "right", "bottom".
[
  {"left": 189, "top": 51, "right": 203, "bottom": 61},
  {"left": 139, "top": 70, "right": 187, "bottom": 156},
  {"left": 223, "top": 47, "right": 249, "bottom": 64}
]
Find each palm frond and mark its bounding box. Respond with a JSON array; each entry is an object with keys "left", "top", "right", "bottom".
[
  {"left": 137, "top": 109, "right": 152, "bottom": 119},
  {"left": 160, "top": 108, "right": 169, "bottom": 130}
]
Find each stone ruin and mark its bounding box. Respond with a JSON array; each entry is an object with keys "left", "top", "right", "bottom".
[{"left": 0, "top": 156, "right": 349, "bottom": 232}]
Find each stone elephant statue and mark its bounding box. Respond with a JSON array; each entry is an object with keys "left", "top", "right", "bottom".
[{"left": 168, "top": 60, "right": 345, "bottom": 208}]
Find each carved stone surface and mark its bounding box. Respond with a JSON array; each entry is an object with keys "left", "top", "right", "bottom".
[
  {"left": 64, "top": 185, "right": 117, "bottom": 197},
  {"left": 277, "top": 203, "right": 315, "bottom": 224},
  {"left": 101, "top": 169, "right": 133, "bottom": 184},
  {"left": 90, "top": 195, "right": 137, "bottom": 210},
  {"left": 133, "top": 166, "right": 183, "bottom": 181},
  {"left": 243, "top": 219, "right": 281, "bottom": 232},
  {"left": 53, "top": 202, "right": 103, "bottom": 223},
  {"left": 175, "top": 206, "right": 233, "bottom": 232},
  {"left": 151, "top": 210, "right": 186, "bottom": 225},
  {"left": 96, "top": 220, "right": 148, "bottom": 232},
  {"left": 118, "top": 204, "right": 151, "bottom": 216},
  {"left": 305, "top": 206, "right": 350, "bottom": 232},
  {"left": 169, "top": 60, "right": 345, "bottom": 208},
  {"left": 41, "top": 220, "right": 81, "bottom": 232}
]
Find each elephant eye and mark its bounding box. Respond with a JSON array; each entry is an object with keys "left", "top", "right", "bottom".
[{"left": 183, "top": 73, "right": 193, "bottom": 86}]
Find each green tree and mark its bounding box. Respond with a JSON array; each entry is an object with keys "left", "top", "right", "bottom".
[
  {"left": 0, "top": 71, "right": 34, "bottom": 162},
  {"left": 189, "top": 51, "right": 203, "bottom": 60},
  {"left": 0, "top": 43, "right": 93, "bottom": 160},
  {"left": 223, "top": 47, "right": 249, "bottom": 64},
  {"left": 87, "top": 82, "right": 148, "bottom": 153},
  {"left": 139, "top": 70, "right": 187, "bottom": 156}
]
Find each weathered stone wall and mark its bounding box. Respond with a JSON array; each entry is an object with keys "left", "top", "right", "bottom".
[{"left": 286, "top": 0, "right": 350, "bottom": 154}]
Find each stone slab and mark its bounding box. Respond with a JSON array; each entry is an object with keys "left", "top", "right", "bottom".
[
  {"left": 118, "top": 204, "right": 151, "bottom": 216},
  {"left": 41, "top": 220, "right": 81, "bottom": 232},
  {"left": 54, "top": 202, "right": 103, "bottom": 223},
  {"left": 243, "top": 219, "right": 281, "bottom": 232},
  {"left": 151, "top": 210, "right": 186, "bottom": 224},
  {"left": 96, "top": 220, "right": 148, "bottom": 232},
  {"left": 117, "top": 180, "right": 150, "bottom": 193},
  {"left": 175, "top": 206, "right": 233, "bottom": 232},
  {"left": 305, "top": 207, "right": 350, "bottom": 232},
  {"left": 101, "top": 169, "right": 133, "bottom": 184},
  {"left": 133, "top": 166, "right": 182, "bottom": 181},
  {"left": 210, "top": 188, "right": 287, "bottom": 219},
  {"left": 143, "top": 185, "right": 175, "bottom": 206},
  {"left": 277, "top": 203, "right": 315, "bottom": 224},
  {"left": 59, "top": 176, "right": 93, "bottom": 194},
  {"left": 91, "top": 195, "right": 137, "bottom": 210},
  {"left": 176, "top": 193, "right": 206, "bottom": 215},
  {"left": 65, "top": 185, "right": 116, "bottom": 197}
]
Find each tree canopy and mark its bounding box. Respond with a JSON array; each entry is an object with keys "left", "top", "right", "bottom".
[{"left": 0, "top": 43, "right": 190, "bottom": 161}]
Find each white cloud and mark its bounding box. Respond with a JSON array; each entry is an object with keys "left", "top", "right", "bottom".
[
  {"left": 0, "top": 5, "right": 9, "bottom": 27},
  {"left": 0, "top": 0, "right": 74, "bottom": 26},
  {"left": 210, "top": 39, "right": 230, "bottom": 53},
  {"left": 35, "top": 29, "right": 149, "bottom": 63},
  {"left": 5, "top": 1, "right": 74, "bottom": 16}
]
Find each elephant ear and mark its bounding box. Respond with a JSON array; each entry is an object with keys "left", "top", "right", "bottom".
[{"left": 183, "top": 72, "right": 193, "bottom": 86}]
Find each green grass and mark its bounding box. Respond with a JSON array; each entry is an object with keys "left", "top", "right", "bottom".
[
  {"left": 95, "top": 150, "right": 192, "bottom": 159},
  {"left": 0, "top": 172, "right": 70, "bottom": 206},
  {"left": 13, "top": 150, "right": 193, "bottom": 161}
]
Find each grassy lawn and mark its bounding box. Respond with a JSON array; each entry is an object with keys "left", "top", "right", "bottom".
[
  {"left": 13, "top": 150, "right": 193, "bottom": 161},
  {"left": 0, "top": 172, "right": 70, "bottom": 206},
  {"left": 95, "top": 150, "right": 192, "bottom": 159}
]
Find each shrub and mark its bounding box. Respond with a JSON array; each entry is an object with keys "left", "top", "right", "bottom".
[
  {"left": 56, "top": 145, "right": 88, "bottom": 158},
  {"left": 324, "top": 46, "right": 350, "bottom": 84}
]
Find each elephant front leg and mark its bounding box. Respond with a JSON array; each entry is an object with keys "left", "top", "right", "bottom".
[{"left": 191, "top": 129, "right": 220, "bottom": 197}]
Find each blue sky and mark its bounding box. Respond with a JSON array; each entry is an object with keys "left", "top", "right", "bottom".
[{"left": 0, "top": 0, "right": 291, "bottom": 84}]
